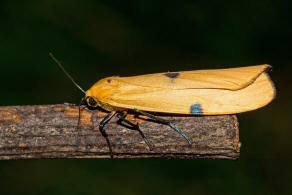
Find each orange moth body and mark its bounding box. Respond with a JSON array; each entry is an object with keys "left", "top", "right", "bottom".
[{"left": 85, "top": 65, "right": 275, "bottom": 115}]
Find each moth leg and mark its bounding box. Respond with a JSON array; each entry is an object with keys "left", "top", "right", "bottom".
[
  {"left": 117, "top": 112, "right": 153, "bottom": 151},
  {"left": 99, "top": 111, "right": 117, "bottom": 158},
  {"left": 77, "top": 97, "right": 86, "bottom": 129},
  {"left": 75, "top": 98, "right": 87, "bottom": 146},
  {"left": 133, "top": 109, "right": 191, "bottom": 145}
]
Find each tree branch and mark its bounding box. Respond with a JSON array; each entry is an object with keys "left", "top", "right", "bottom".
[{"left": 0, "top": 104, "right": 240, "bottom": 160}]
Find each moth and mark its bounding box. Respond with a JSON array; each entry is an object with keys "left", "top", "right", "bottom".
[{"left": 50, "top": 53, "right": 275, "bottom": 158}]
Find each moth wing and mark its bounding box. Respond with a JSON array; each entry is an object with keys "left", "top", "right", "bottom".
[
  {"left": 118, "top": 64, "right": 271, "bottom": 90},
  {"left": 99, "top": 65, "right": 275, "bottom": 114}
]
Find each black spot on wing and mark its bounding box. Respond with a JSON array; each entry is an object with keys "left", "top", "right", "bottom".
[
  {"left": 164, "top": 72, "right": 179, "bottom": 78},
  {"left": 190, "top": 104, "right": 203, "bottom": 115}
]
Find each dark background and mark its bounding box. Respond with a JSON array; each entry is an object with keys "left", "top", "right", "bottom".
[{"left": 0, "top": 0, "right": 291, "bottom": 194}]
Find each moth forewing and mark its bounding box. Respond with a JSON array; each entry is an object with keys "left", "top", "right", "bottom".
[{"left": 87, "top": 64, "right": 275, "bottom": 115}]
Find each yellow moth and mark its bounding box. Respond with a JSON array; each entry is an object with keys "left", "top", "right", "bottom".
[{"left": 50, "top": 53, "right": 275, "bottom": 157}]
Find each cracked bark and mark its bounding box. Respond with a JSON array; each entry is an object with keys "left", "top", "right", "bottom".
[{"left": 0, "top": 104, "right": 240, "bottom": 160}]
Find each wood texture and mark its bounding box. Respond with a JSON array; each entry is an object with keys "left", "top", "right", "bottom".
[{"left": 0, "top": 104, "right": 240, "bottom": 160}]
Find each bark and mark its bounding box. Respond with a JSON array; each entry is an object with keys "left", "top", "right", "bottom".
[{"left": 0, "top": 104, "right": 240, "bottom": 160}]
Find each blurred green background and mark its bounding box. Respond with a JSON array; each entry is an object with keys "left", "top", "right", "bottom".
[{"left": 0, "top": 0, "right": 291, "bottom": 194}]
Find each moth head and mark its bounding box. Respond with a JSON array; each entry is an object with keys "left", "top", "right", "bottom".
[{"left": 85, "top": 96, "right": 98, "bottom": 107}]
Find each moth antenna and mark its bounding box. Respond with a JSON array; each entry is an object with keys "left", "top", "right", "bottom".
[{"left": 49, "top": 53, "right": 86, "bottom": 94}]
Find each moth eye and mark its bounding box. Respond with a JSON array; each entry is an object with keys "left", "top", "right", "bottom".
[
  {"left": 107, "top": 79, "right": 111, "bottom": 83},
  {"left": 87, "top": 96, "right": 97, "bottom": 107}
]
